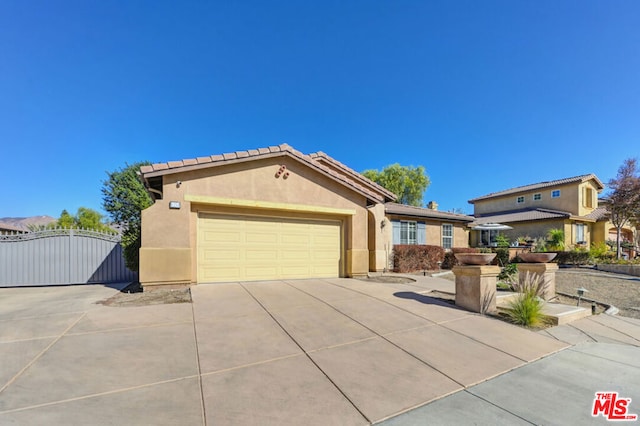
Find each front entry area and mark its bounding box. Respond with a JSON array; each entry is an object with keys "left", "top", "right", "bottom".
[{"left": 197, "top": 213, "right": 342, "bottom": 282}]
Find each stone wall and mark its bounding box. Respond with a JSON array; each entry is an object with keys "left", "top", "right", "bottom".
[{"left": 596, "top": 264, "right": 640, "bottom": 277}]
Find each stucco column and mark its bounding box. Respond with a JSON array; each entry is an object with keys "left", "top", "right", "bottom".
[
  {"left": 517, "top": 263, "right": 558, "bottom": 301},
  {"left": 345, "top": 213, "right": 369, "bottom": 278},
  {"left": 453, "top": 265, "right": 500, "bottom": 314},
  {"left": 367, "top": 203, "right": 389, "bottom": 272},
  {"left": 140, "top": 200, "right": 193, "bottom": 289}
]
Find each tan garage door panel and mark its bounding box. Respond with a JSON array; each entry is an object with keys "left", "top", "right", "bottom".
[{"left": 198, "top": 214, "right": 341, "bottom": 282}]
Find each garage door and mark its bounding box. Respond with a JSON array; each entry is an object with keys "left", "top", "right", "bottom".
[{"left": 198, "top": 214, "right": 341, "bottom": 282}]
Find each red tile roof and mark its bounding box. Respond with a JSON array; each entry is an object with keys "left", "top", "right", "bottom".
[
  {"left": 469, "top": 174, "right": 605, "bottom": 203},
  {"left": 140, "top": 144, "right": 396, "bottom": 204}
]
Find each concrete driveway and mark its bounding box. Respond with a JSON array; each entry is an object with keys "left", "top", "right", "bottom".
[{"left": 1, "top": 277, "right": 638, "bottom": 425}]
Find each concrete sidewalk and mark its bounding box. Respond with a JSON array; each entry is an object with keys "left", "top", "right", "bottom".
[{"left": 1, "top": 277, "right": 639, "bottom": 425}]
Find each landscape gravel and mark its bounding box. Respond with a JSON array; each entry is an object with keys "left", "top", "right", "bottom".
[{"left": 554, "top": 268, "right": 640, "bottom": 319}]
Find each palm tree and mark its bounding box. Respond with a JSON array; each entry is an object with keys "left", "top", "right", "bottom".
[{"left": 547, "top": 228, "right": 565, "bottom": 251}]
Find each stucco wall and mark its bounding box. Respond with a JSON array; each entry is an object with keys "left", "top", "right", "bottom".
[
  {"left": 473, "top": 181, "right": 599, "bottom": 217},
  {"left": 597, "top": 264, "right": 640, "bottom": 277},
  {"left": 384, "top": 214, "right": 469, "bottom": 249},
  {"left": 140, "top": 156, "right": 375, "bottom": 286}
]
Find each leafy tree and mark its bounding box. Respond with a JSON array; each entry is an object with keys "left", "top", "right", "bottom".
[
  {"left": 362, "top": 163, "right": 430, "bottom": 207},
  {"left": 607, "top": 158, "right": 640, "bottom": 259},
  {"left": 55, "top": 207, "right": 113, "bottom": 232},
  {"left": 57, "top": 210, "right": 76, "bottom": 228},
  {"left": 102, "top": 162, "right": 153, "bottom": 271}
]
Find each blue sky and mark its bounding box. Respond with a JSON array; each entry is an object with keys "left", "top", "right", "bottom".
[{"left": 1, "top": 1, "right": 639, "bottom": 219}]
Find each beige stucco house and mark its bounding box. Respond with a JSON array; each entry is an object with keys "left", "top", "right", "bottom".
[
  {"left": 468, "top": 174, "right": 637, "bottom": 256},
  {"left": 138, "top": 144, "right": 402, "bottom": 288},
  {"left": 384, "top": 202, "right": 473, "bottom": 251},
  {"left": 138, "top": 144, "right": 477, "bottom": 288}
]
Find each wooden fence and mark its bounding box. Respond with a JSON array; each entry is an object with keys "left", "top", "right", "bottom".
[{"left": 0, "top": 228, "right": 137, "bottom": 287}]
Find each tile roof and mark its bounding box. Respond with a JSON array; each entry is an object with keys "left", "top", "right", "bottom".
[
  {"left": 140, "top": 144, "right": 396, "bottom": 204},
  {"left": 470, "top": 208, "right": 572, "bottom": 225},
  {"left": 0, "top": 223, "right": 26, "bottom": 232},
  {"left": 385, "top": 202, "right": 474, "bottom": 222},
  {"left": 469, "top": 174, "right": 605, "bottom": 203},
  {"left": 584, "top": 206, "right": 610, "bottom": 221},
  {"left": 309, "top": 151, "right": 397, "bottom": 200}
]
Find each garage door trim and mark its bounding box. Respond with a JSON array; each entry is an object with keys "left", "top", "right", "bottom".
[{"left": 186, "top": 194, "right": 356, "bottom": 216}]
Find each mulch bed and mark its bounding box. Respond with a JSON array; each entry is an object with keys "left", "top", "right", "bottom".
[{"left": 97, "top": 282, "right": 192, "bottom": 307}]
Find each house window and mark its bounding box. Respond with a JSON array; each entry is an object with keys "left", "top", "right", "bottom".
[
  {"left": 400, "top": 221, "right": 417, "bottom": 245},
  {"left": 576, "top": 223, "right": 585, "bottom": 244},
  {"left": 584, "top": 187, "right": 594, "bottom": 208},
  {"left": 442, "top": 224, "right": 453, "bottom": 249},
  {"left": 551, "top": 190, "right": 561, "bottom": 198},
  {"left": 516, "top": 196, "right": 525, "bottom": 204},
  {"left": 533, "top": 193, "right": 542, "bottom": 201},
  {"left": 480, "top": 230, "right": 500, "bottom": 247}
]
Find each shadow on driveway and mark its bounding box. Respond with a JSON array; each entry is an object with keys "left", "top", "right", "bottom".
[{"left": 393, "top": 291, "right": 456, "bottom": 307}]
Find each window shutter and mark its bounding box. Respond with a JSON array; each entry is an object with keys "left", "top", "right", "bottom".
[
  {"left": 417, "top": 222, "right": 426, "bottom": 244},
  {"left": 392, "top": 220, "right": 401, "bottom": 245}
]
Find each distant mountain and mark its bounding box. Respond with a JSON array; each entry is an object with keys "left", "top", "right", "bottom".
[{"left": 0, "top": 216, "right": 57, "bottom": 231}]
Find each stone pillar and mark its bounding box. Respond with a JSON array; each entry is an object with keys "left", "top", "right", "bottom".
[
  {"left": 517, "top": 263, "right": 558, "bottom": 301},
  {"left": 453, "top": 265, "right": 500, "bottom": 314}
]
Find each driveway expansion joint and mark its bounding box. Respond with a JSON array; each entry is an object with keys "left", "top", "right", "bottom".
[
  {"left": 239, "top": 282, "right": 372, "bottom": 424},
  {"left": 0, "top": 312, "right": 87, "bottom": 396},
  {"left": 283, "top": 280, "right": 469, "bottom": 389}
]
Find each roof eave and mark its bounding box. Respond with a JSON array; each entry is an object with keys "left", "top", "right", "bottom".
[{"left": 142, "top": 149, "right": 388, "bottom": 205}]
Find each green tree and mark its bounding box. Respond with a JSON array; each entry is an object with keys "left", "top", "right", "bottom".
[
  {"left": 55, "top": 207, "right": 112, "bottom": 232},
  {"left": 362, "top": 163, "right": 430, "bottom": 207},
  {"left": 57, "top": 209, "right": 76, "bottom": 228},
  {"left": 76, "top": 207, "right": 110, "bottom": 231},
  {"left": 607, "top": 158, "right": 640, "bottom": 259},
  {"left": 101, "top": 162, "right": 153, "bottom": 271}
]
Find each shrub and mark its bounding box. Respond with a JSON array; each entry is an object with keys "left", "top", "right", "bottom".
[
  {"left": 392, "top": 245, "right": 445, "bottom": 273},
  {"left": 555, "top": 250, "right": 591, "bottom": 266},
  {"left": 507, "top": 293, "right": 545, "bottom": 327},
  {"left": 441, "top": 247, "right": 478, "bottom": 269},
  {"left": 532, "top": 237, "right": 547, "bottom": 252},
  {"left": 495, "top": 233, "right": 510, "bottom": 248},
  {"left": 494, "top": 248, "right": 510, "bottom": 267},
  {"left": 590, "top": 241, "right": 609, "bottom": 259},
  {"left": 547, "top": 228, "right": 565, "bottom": 251},
  {"left": 497, "top": 262, "right": 518, "bottom": 283},
  {"left": 506, "top": 272, "right": 549, "bottom": 327}
]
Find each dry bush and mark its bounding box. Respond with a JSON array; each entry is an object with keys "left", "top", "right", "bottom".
[{"left": 392, "top": 245, "right": 445, "bottom": 272}]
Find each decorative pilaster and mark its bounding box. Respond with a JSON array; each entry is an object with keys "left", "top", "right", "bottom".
[
  {"left": 517, "top": 263, "right": 558, "bottom": 301},
  {"left": 453, "top": 265, "right": 500, "bottom": 314}
]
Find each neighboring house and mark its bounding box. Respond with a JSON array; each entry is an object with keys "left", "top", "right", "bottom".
[
  {"left": 139, "top": 144, "right": 398, "bottom": 288},
  {"left": 384, "top": 202, "right": 473, "bottom": 250},
  {"left": 0, "top": 223, "right": 25, "bottom": 234},
  {"left": 468, "top": 174, "right": 638, "bottom": 256}
]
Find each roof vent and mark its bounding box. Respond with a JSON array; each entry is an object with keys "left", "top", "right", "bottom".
[{"left": 427, "top": 201, "right": 438, "bottom": 210}]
